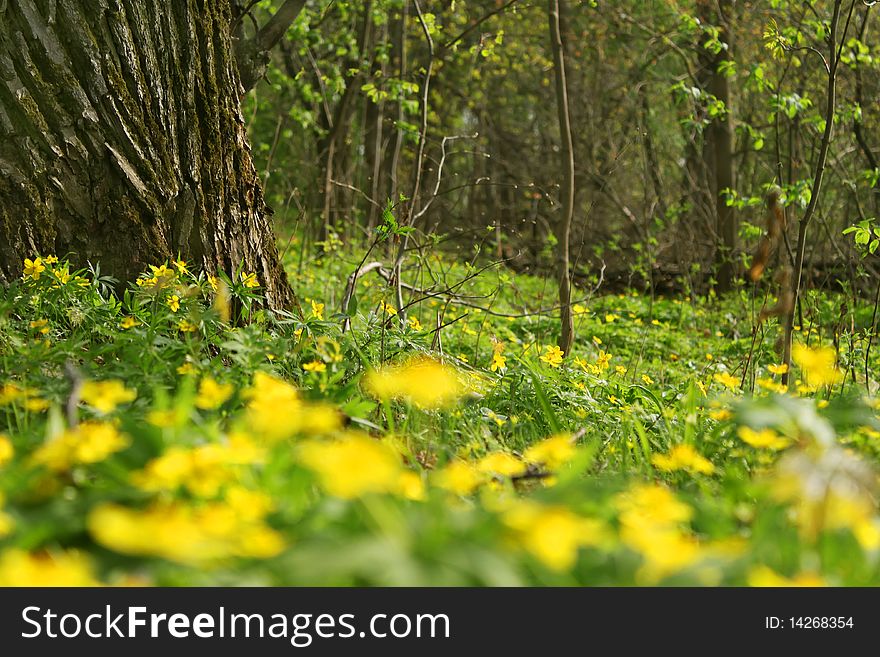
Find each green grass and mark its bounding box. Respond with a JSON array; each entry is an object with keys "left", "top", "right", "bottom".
[{"left": 0, "top": 247, "right": 878, "bottom": 586}]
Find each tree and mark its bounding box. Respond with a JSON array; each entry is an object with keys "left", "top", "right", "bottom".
[
  {"left": 699, "top": 0, "right": 737, "bottom": 292},
  {"left": 0, "top": 0, "right": 304, "bottom": 310},
  {"left": 548, "top": 0, "right": 575, "bottom": 356}
]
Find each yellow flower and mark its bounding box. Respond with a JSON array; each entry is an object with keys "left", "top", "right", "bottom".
[
  {"left": 89, "top": 501, "right": 283, "bottom": 564},
  {"left": 380, "top": 300, "right": 397, "bottom": 316},
  {"left": 166, "top": 295, "right": 180, "bottom": 312},
  {"left": 241, "top": 272, "right": 259, "bottom": 288},
  {"left": 652, "top": 444, "right": 715, "bottom": 475},
  {"left": 23, "top": 257, "right": 45, "bottom": 281},
  {"left": 791, "top": 344, "right": 842, "bottom": 388},
  {"left": 432, "top": 460, "right": 485, "bottom": 495},
  {"left": 768, "top": 363, "right": 789, "bottom": 375},
  {"left": 364, "top": 357, "right": 466, "bottom": 409},
  {"left": 31, "top": 421, "right": 129, "bottom": 471},
  {"left": 44, "top": 255, "right": 59, "bottom": 265},
  {"left": 737, "top": 426, "right": 791, "bottom": 450},
  {"left": 29, "top": 319, "right": 50, "bottom": 334},
  {"left": 133, "top": 437, "right": 264, "bottom": 497},
  {"left": 477, "top": 452, "right": 526, "bottom": 477},
  {"left": 0, "top": 549, "right": 100, "bottom": 586},
  {"left": 177, "top": 362, "right": 196, "bottom": 375},
  {"left": 604, "top": 313, "right": 617, "bottom": 323},
  {"left": 298, "top": 434, "right": 402, "bottom": 499},
  {"left": 502, "top": 500, "right": 607, "bottom": 571},
  {"left": 595, "top": 351, "right": 612, "bottom": 372},
  {"left": 540, "top": 345, "right": 564, "bottom": 367},
  {"left": 0, "top": 435, "right": 13, "bottom": 466},
  {"left": 713, "top": 371, "right": 740, "bottom": 390},
  {"left": 592, "top": 336, "right": 602, "bottom": 346},
  {"left": 408, "top": 316, "right": 422, "bottom": 331},
  {"left": 120, "top": 316, "right": 139, "bottom": 330},
  {"left": 310, "top": 300, "right": 325, "bottom": 320},
  {"left": 615, "top": 484, "right": 700, "bottom": 582},
  {"left": 756, "top": 377, "right": 787, "bottom": 394},
  {"left": 178, "top": 319, "right": 198, "bottom": 333},
  {"left": 195, "top": 378, "right": 234, "bottom": 410},
  {"left": 149, "top": 263, "right": 174, "bottom": 279},
  {"left": 303, "top": 360, "right": 326, "bottom": 373},
  {"left": 173, "top": 259, "right": 188, "bottom": 274},
  {"left": 747, "top": 566, "right": 825, "bottom": 587},
  {"left": 705, "top": 353, "right": 714, "bottom": 361},
  {"left": 242, "top": 372, "right": 341, "bottom": 442},
  {"left": 615, "top": 365, "right": 627, "bottom": 376},
  {"left": 397, "top": 471, "right": 426, "bottom": 501},
  {"left": 490, "top": 352, "right": 507, "bottom": 372},
  {"left": 80, "top": 379, "right": 137, "bottom": 413},
  {"left": 524, "top": 434, "right": 576, "bottom": 470},
  {"left": 709, "top": 408, "right": 731, "bottom": 421},
  {"left": 641, "top": 374, "right": 654, "bottom": 385}
]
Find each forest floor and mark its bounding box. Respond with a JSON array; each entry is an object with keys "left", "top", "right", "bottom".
[{"left": 0, "top": 246, "right": 879, "bottom": 585}]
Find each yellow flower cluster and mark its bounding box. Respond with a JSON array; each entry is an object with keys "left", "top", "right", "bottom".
[
  {"left": 298, "top": 434, "right": 422, "bottom": 500},
  {"left": 652, "top": 444, "right": 715, "bottom": 475},
  {"left": 364, "top": 358, "right": 466, "bottom": 409},
  {"left": 615, "top": 484, "right": 701, "bottom": 583},
  {"left": 243, "top": 372, "right": 341, "bottom": 441},
  {"left": 132, "top": 435, "right": 265, "bottom": 497},
  {"left": 89, "top": 499, "right": 283, "bottom": 565},
  {"left": 80, "top": 379, "right": 137, "bottom": 413},
  {"left": 31, "top": 422, "right": 129, "bottom": 472}
]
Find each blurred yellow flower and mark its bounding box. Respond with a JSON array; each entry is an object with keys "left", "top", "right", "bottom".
[
  {"left": 641, "top": 374, "right": 654, "bottom": 385},
  {"left": 31, "top": 422, "right": 129, "bottom": 472},
  {"left": 364, "top": 358, "right": 466, "bottom": 409},
  {"left": 133, "top": 437, "right": 264, "bottom": 497},
  {"left": 756, "top": 377, "right": 787, "bottom": 394},
  {"left": 737, "top": 426, "right": 791, "bottom": 450},
  {"left": 0, "top": 549, "right": 99, "bottom": 586},
  {"left": 195, "top": 377, "right": 234, "bottom": 410},
  {"left": 747, "top": 566, "right": 825, "bottom": 587},
  {"left": 166, "top": 295, "right": 180, "bottom": 312},
  {"left": 0, "top": 434, "right": 13, "bottom": 467},
  {"left": 524, "top": 434, "right": 576, "bottom": 470},
  {"left": 80, "top": 379, "right": 137, "bottom": 413},
  {"left": 303, "top": 360, "right": 326, "bottom": 373},
  {"left": 477, "top": 452, "right": 526, "bottom": 477},
  {"left": 768, "top": 363, "right": 788, "bottom": 375},
  {"left": 380, "top": 300, "right": 397, "bottom": 316},
  {"left": 652, "top": 444, "right": 715, "bottom": 475},
  {"left": 89, "top": 501, "right": 283, "bottom": 564},
  {"left": 433, "top": 460, "right": 484, "bottom": 496},
  {"left": 408, "top": 316, "right": 422, "bottom": 331},
  {"left": 298, "top": 434, "right": 402, "bottom": 499},
  {"left": 713, "top": 372, "right": 740, "bottom": 390},
  {"left": 503, "top": 500, "right": 607, "bottom": 571},
  {"left": 120, "top": 316, "right": 139, "bottom": 330},
  {"left": 792, "top": 344, "right": 842, "bottom": 388}
]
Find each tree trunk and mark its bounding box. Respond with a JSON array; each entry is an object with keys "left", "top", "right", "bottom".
[
  {"left": 548, "top": 0, "right": 575, "bottom": 356},
  {"left": 0, "top": 0, "right": 293, "bottom": 310},
  {"left": 698, "top": 0, "right": 737, "bottom": 292}
]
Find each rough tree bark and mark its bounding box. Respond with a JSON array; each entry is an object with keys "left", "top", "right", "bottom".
[
  {"left": 697, "top": 0, "right": 736, "bottom": 292},
  {"left": 0, "top": 0, "right": 294, "bottom": 310},
  {"left": 548, "top": 0, "right": 575, "bottom": 356}
]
